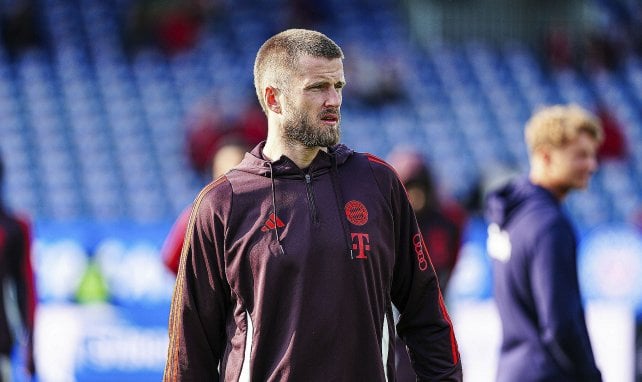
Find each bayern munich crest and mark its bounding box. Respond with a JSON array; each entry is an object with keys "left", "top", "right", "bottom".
[{"left": 345, "top": 200, "right": 368, "bottom": 226}]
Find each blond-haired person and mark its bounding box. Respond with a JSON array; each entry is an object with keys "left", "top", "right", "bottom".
[{"left": 485, "top": 104, "right": 603, "bottom": 382}]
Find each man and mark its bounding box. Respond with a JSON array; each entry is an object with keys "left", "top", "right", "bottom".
[
  {"left": 0, "top": 153, "right": 37, "bottom": 381},
  {"left": 164, "top": 29, "right": 462, "bottom": 381},
  {"left": 485, "top": 104, "right": 603, "bottom": 381}
]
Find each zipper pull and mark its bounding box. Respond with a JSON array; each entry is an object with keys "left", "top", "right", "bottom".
[{"left": 305, "top": 174, "right": 311, "bottom": 184}]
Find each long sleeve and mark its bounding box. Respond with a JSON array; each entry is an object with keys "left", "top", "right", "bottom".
[
  {"left": 164, "top": 179, "right": 232, "bottom": 381},
  {"left": 530, "top": 220, "right": 601, "bottom": 380},
  {"left": 370, "top": 161, "right": 462, "bottom": 381}
]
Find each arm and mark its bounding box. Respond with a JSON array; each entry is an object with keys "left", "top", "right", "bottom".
[
  {"left": 392, "top": 188, "right": 462, "bottom": 381},
  {"left": 531, "top": 220, "right": 601, "bottom": 380},
  {"left": 164, "top": 179, "right": 232, "bottom": 381},
  {"left": 367, "top": 155, "right": 462, "bottom": 381},
  {"left": 161, "top": 206, "right": 193, "bottom": 275}
]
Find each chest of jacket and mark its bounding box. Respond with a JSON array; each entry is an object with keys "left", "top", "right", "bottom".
[{"left": 223, "top": 163, "right": 396, "bottom": 315}]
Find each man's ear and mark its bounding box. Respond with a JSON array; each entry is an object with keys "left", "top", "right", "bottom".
[
  {"left": 537, "top": 145, "right": 553, "bottom": 167},
  {"left": 265, "top": 87, "right": 281, "bottom": 114}
]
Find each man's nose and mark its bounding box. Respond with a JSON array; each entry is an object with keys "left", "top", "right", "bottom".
[{"left": 325, "top": 88, "right": 341, "bottom": 107}]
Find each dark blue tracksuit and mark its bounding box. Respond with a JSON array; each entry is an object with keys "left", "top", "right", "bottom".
[{"left": 484, "top": 178, "right": 601, "bottom": 382}]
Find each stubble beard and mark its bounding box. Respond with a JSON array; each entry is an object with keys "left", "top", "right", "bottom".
[{"left": 283, "top": 108, "right": 341, "bottom": 148}]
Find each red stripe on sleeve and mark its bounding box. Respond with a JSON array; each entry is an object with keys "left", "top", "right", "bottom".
[
  {"left": 438, "top": 293, "right": 459, "bottom": 365},
  {"left": 366, "top": 153, "right": 411, "bottom": 196}
]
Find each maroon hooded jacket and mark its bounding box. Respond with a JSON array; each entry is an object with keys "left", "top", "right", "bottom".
[{"left": 164, "top": 142, "right": 462, "bottom": 381}]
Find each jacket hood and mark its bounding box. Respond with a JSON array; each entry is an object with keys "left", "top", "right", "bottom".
[
  {"left": 484, "top": 177, "right": 558, "bottom": 228},
  {"left": 235, "top": 141, "right": 354, "bottom": 177}
]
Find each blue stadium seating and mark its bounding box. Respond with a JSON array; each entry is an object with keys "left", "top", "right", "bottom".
[{"left": 0, "top": 0, "right": 639, "bottom": 232}]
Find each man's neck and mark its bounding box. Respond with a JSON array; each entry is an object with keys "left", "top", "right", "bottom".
[
  {"left": 263, "top": 136, "right": 325, "bottom": 169},
  {"left": 529, "top": 172, "right": 567, "bottom": 201}
]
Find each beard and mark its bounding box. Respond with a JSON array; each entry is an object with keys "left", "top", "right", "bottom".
[{"left": 282, "top": 107, "right": 341, "bottom": 148}]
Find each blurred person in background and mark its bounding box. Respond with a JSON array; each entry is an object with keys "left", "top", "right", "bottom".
[
  {"left": 185, "top": 97, "right": 267, "bottom": 178},
  {"left": 0, "top": 0, "right": 42, "bottom": 57},
  {"left": 594, "top": 103, "right": 627, "bottom": 161},
  {"left": 161, "top": 137, "right": 250, "bottom": 275},
  {"left": 388, "top": 149, "right": 466, "bottom": 290},
  {"left": 164, "top": 28, "right": 462, "bottom": 381},
  {"left": 543, "top": 25, "right": 573, "bottom": 71},
  {"left": 0, "top": 152, "right": 37, "bottom": 381},
  {"left": 388, "top": 149, "right": 466, "bottom": 382},
  {"left": 123, "top": 0, "right": 221, "bottom": 55},
  {"left": 485, "top": 104, "right": 603, "bottom": 382}
]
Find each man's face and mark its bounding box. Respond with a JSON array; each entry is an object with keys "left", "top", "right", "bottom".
[
  {"left": 546, "top": 132, "right": 600, "bottom": 194},
  {"left": 281, "top": 55, "right": 345, "bottom": 148}
]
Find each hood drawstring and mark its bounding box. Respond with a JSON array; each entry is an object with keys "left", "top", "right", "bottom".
[
  {"left": 330, "top": 155, "right": 354, "bottom": 259},
  {"left": 267, "top": 162, "right": 285, "bottom": 256}
]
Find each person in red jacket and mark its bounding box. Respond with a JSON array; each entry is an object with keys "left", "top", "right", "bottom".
[
  {"left": 164, "top": 28, "right": 462, "bottom": 381},
  {"left": 0, "top": 153, "right": 37, "bottom": 381},
  {"left": 161, "top": 138, "right": 249, "bottom": 275}
]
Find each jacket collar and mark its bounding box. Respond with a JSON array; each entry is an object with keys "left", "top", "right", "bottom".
[{"left": 236, "top": 141, "right": 353, "bottom": 178}]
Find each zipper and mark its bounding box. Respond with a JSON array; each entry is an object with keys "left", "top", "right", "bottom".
[{"left": 304, "top": 173, "right": 320, "bottom": 225}]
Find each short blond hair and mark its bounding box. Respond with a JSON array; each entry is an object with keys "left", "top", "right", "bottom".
[
  {"left": 253, "top": 29, "right": 344, "bottom": 114},
  {"left": 524, "top": 104, "right": 604, "bottom": 155}
]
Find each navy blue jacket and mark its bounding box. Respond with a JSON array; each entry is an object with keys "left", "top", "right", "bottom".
[{"left": 484, "top": 178, "right": 601, "bottom": 382}]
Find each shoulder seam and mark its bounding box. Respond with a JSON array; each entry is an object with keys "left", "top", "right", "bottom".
[
  {"left": 365, "top": 152, "right": 393, "bottom": 169},
  {"left": 365, "top": 152, "right": 409, "bottom": 195}
]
